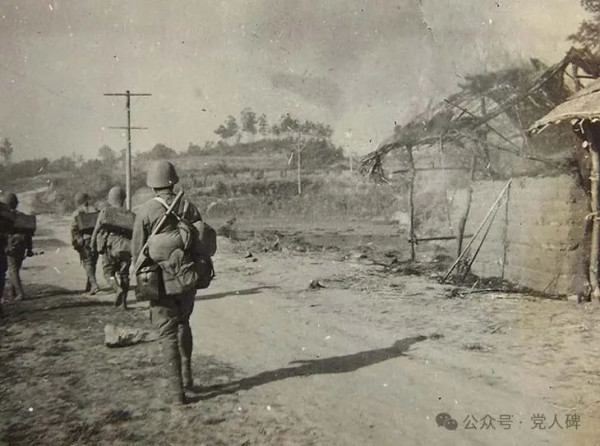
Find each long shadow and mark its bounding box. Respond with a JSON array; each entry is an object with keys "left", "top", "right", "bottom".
[
  {"left": 192, "top": 335, "right": 428, "bottom": 401},
  {"left": 11, "top": 300, "right": 114, "bottom": 314},
  {"left": 196, "top": 286, "right": 278, "bottom": 301}
]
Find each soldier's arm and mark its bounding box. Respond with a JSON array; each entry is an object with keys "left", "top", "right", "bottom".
[
  {"left": 131, "top": 211, "right": 147, "bottom": 261},
  {"left": 70, "top": 211, "right": 80, "bottom": 244},
  {"left": 91, "top": 209, "right": 105, "bottom": 252}
]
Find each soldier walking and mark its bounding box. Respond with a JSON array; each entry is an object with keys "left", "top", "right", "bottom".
[
  {"left": 71, "top": 192, "right": 100, "bottom": 294},
  {"left": 132, "top": 160, "right": 202, "bottom": 405},
  {"left": 1, "top": 193, "right": 33, "bottom": 301},
  {"left": 91, "top": 186, "right": 133, "bottom": 308}
]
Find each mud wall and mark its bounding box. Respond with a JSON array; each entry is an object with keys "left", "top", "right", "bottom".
[{"left": 454, "top": 174, "right": 589, "bottom": 295}]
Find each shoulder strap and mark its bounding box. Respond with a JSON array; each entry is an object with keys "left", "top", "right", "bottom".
[{"left": 154, "top": 196, "right": 186, "bottom": 222}]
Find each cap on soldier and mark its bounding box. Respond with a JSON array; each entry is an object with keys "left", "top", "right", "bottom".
[
  {"left": 74, "top": 192, "right": 90, "bottom": 206},
  {"left": 146, "top": 160, "right": 179, "bottom": 188},
  {"left": 107, "top": 186, "right": 126, "bottom": 207},
  {"left": 0, "top": 192, "right": 18, "bottom": 209}
]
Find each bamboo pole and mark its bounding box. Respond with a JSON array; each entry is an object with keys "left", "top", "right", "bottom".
[
  {"left": 456, "top": 156, "right": 476, "bottom": 258},
  {"left": 441, "top": 179, "right": 512, "bottom": 283},
  {"left": 407, "top": 145, "right": 416, "bottom": 261},
  {"left": 501, "top": 182, "right": 511, "bottom": 280}
]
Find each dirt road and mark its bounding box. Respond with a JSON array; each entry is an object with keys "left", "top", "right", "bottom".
[{"left": 2, "top": 214, "right": 600, "bottom": 445}]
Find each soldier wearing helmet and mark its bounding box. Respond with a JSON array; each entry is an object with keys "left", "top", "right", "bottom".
[
  {"left": 132, "top": 160, "right": 202, "bottom": 405},
  {"left": 91, "top": 186, "right": 133, "bottom": 308},
  {"left": 71, "top": 192, "right": 100, "bottom": 294},
  {"left": 1, "top": 192, "right": 33, "bottom": 301}
]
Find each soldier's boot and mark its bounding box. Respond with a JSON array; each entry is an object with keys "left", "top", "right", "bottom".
[
  {"left": 160, "top": 339, "right": 186, "bottom": 405},
  {"left": 8, "top": 267, "right": 25, "bottom": 301},
  {"left": 84, "top": 264, "right": 100, "bottom": 295},
  {"left": 109, "top": 277, "right": 122, "bottom": 307},
  {"left": 120, "top": 277, "right": 129, "bottom": 310},
  {"left": 84, "top": 278, "right": 91, "bottom": 292},
  {"left": 179, "top": 323, "right": 194, "bottom": 390}
]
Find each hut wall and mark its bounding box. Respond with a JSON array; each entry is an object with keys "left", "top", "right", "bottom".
[{"left": 455, "top": 174, "right": 588, "bottom": 295}]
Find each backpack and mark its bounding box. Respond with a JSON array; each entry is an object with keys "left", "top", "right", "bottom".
[{"left": 149, "top": 197, "right": 216, "bottom": 295}]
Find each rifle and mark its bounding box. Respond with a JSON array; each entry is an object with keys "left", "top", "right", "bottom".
[{"left": 133, "top": 191, "right": 184, "bottom": 273}]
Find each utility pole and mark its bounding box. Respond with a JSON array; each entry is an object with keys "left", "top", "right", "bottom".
[
  {"left": 104, "top": 90, "right": 151, "bottom": 210},
  {"left": 296, "top": 130, "right": 302, "bottom": 195}
]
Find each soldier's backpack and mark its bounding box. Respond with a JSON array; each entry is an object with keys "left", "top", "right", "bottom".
[{"left": 149, "top": 197, "right": 216, "bottom": 295}]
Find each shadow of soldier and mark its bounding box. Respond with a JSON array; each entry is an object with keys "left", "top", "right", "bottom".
[{"left": 192, "top": 335, "right": 429, "bottom": 401}]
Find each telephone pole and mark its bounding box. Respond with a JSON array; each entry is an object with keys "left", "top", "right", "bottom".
[{"left": 104, "top": 90, "right": 151, "bottom": 210}]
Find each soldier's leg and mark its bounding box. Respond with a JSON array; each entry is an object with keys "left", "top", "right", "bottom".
[
  {"left": 178, "top": 291, "right": 196, "bottom": 390},
  {"left": 0, "top": 253, "right": 6, "bottom": 298},
  {"left": 150, "top": 301, "right": 185, "bottom": 404},
  {"left": 7, "top": 255, "right": 25, "bottom": 300},
  {"left": 118, "top": 256, "right": 131, "bottom": 309},
  {"left": 82, "top": 246, "right": 99, "bottom": 295},
  {"left": 0, "top": 252, "right": 6, "bottom": 305},
  {"left": 102, "top": 255, "right": 121, "bottom": 306}
]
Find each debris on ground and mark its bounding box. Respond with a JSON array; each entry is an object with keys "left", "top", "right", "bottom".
[
  {"left": 104, "top": 324, "right": 157, "bottom": 348},
  {"left": 308, "top": 280, "right": 326, "bottom": 290}
]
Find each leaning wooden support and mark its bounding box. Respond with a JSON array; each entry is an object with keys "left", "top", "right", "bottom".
[
  {"left": 456, "top": 156, "right": 476, "bottom": 258},
  {"left": 441, "top": 179, "right": 512, "bottom": 283}
]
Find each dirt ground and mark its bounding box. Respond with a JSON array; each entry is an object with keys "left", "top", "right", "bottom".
[{"left": 1, "top": 212, "right": 600, "bottom": 445}]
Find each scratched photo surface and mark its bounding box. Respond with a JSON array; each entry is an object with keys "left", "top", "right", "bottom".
[{"left": 0, "top": 1, "right": 598, "bottom": 445}]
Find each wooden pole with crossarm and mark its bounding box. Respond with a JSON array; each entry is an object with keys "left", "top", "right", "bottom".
[{"left": 104, "top": 90, "right": 151, "bottom": 210}]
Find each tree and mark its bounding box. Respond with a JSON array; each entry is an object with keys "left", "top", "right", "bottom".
[
  {"left": 570, "top": 0, "right": 600, "bottom": 57},
  {"left": 0, "top": 138, "right": 14, "bottom": 165},
  {"left": 258, "top": 114, "right": 269, "bottom": 136},
  {"left": 240, "top": 107, "right": 258, "bottom": 135},
  {"left": 214, "top": 115, "right": 239, "bottom": 139},
  {"left": 187, "top": 142, "right": 203, "bottom": 156},
  {"left": 98, "top": 145, "right": 117, "bottom": 165}
]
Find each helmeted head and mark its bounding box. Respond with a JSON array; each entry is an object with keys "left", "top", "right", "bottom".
[
  {"left": 146, "top": 160, "right": 179, "bottom": 189},
  {"left": 74, "top": 192, "right": 90, "bottom": 207},
  {"left": 107, "top": 186, "right": 126, "bottom": 208},
  {"left": 0, "top": 192, "right": 18, "bottom": 210}
]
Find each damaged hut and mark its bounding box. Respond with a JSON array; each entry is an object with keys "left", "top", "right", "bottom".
[{"left": 362, "top": 50, "right": 599, "bottom": 296}]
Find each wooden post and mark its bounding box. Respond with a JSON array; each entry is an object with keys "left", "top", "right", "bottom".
[
  {"left": 407, "top": 145, "right": 416, "bottom": 261},
  {"left": 456, "top": 156, "right": 476, "bottom": 258},
  {"left": 297, "top": 132, "right": 302, "bottom": 195},
  {"left": 585, "top": 122, "right": 600, "bottom": 300}
]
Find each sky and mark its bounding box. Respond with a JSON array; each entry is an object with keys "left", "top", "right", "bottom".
[{"left": 0, "top": 0, "right": 589, "bottom": 161}]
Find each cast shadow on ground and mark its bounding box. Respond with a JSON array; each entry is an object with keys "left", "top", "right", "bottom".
[
  {"left": 191, "top": 335, "right": 429, "bottom": 401},
  {"left": 196, "top": 286, "right": 278, "bottom": 301}
]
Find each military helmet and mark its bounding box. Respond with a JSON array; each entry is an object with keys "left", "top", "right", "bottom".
[
  {"left": 107, "top": 186, "right": 126, "bottom": 207},
  {"left": 74, "top": 192, "right": 90, "bottom": 207},
  {"left": 146, "top": 160, "right": 179, "bottom": 188},
  {"left": 0, "top": 192, "right": 18, "bottom": 210}
]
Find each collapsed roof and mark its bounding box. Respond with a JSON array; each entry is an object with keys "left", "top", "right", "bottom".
[{"left": 361, "top": 48, "right": 596, "bottom": 181}]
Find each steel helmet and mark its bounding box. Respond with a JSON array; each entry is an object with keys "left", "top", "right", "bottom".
[
  {"left": 74, "top": 192, "right": 90, "bottom": 207},
  {"left": 107, "top": 186, "right": 126, "bottom": 207},
  {"left": 0, "top": 192, "right": 18, "bottom": 209},
  {"left": 146, "top": 160, "right": 179, "bottom": 188}
]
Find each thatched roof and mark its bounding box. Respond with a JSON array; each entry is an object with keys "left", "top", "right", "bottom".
[{"left": 530, "top": 78, "right": 600, "bottom": 132}]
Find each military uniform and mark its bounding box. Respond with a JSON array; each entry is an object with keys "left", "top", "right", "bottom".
[
  {"left": 0, "top": 234, "right": 7, "bottom": 314},
  {"left": 91, "top": 203, "right": 132, "bottom": 308},
  {"left": 6, "top": 232, "right": 32, "bottom": 300},
  {"left": 132, "top": 161, "right": 202, "bottom": 404},
  {"left": 71, "top": 203, "right": 100, "bottom": 294}
]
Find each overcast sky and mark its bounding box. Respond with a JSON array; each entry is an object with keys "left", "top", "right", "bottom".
[{"left": 0, "top": 0, "right": 588, "bottom": 160}]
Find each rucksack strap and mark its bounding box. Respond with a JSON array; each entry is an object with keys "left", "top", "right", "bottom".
[{"left": 154, "top": 196, "right": 188, "bottom": 222}]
